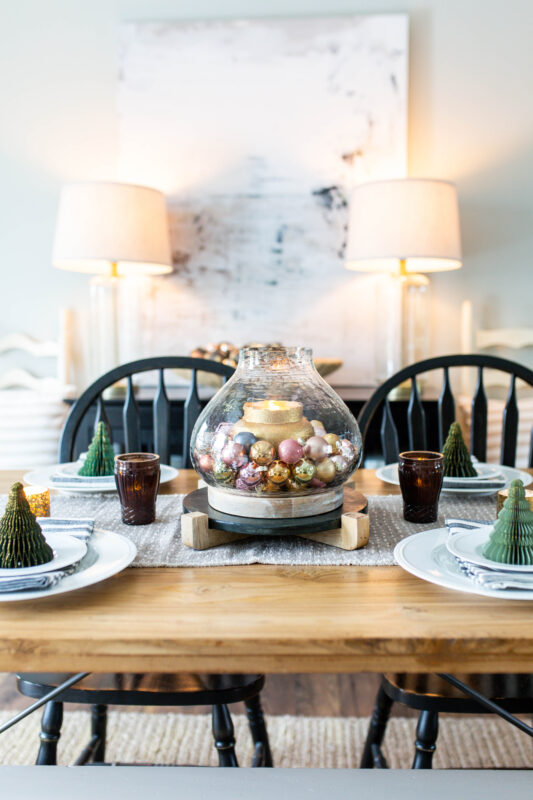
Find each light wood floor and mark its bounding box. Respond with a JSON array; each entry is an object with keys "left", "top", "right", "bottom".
[{"left": 0, "top": 672, "right": 416, "bottom": 717}]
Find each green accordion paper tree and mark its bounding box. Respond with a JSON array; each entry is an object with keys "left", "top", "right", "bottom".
[
  {"left": 0, "top": 483, "right": 53, "bottom": 568},
  {"left": 78, "top": 421, "right": 115, "bottom": 477},
  {"left": 483, "top": 479, "right": 533, "bottom": 565},
  {"left": 442, "top": 421, "right": 477, "bottom": 478}
]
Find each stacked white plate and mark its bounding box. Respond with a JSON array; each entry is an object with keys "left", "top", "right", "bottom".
[
  {"left": 24, "top": 462, "right": 179, "bottom": 493},
  {"left": 0, "top": 390, "right": 68, "bottom": 468},
  {"left": 377, "top": 461, "right": 531, "bottom": 496}
]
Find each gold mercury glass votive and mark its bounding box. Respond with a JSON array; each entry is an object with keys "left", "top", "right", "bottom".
[
  {"left": 498, "top": 487, "right": 533, "bottom": 513},
  {"left": 24, "top": 485, "right": 51, "bottom": 518},
  {"left": 232, "top": 399, "right": 314, "bottom": 448}
]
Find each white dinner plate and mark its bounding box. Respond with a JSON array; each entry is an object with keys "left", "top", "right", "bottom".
[
  {"left": 0, "top": 532, "right": 87, "bottom": 577},
  {"left": 0, "top": 529, "right": 137, "bottom": 602},
  {"left": 23, "top": 463, "right": 179, "bottom": 494},
  {"left": 376, "top": 462, "right": 531, "bottom": 495},
  {"left": 394, "top": 527, "right": 533, "bottom": 600},
  {"left": 447, "top": 526, "right": 533, "bottom": 573},
  {"left": 442, "top": 463, "right": 501, "bottom": 484}
]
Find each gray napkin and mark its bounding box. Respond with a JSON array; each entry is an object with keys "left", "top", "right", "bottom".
[
  {"left": 0, "top": 571, "right": 67, "bottom": 594},
  {"left": 446, "top": 517, "right": 533, "bottom": 591},
  {"left": 38, "top": 517, "right": 94, "bottom": 541},
  {"left": 0, "top": 517, "right": 94, "bottom": 593},
  {"left": 443, "top": 477, "right": 506, "bottom": 490},
  {"left": 50, "top": 474, "right": 115, "bottom": 485}
]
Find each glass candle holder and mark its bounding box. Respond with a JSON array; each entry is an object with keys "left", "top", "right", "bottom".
[
  {"left": 23, "top": 485, "right": 51, "bottom": 518},
  {"left": 114, "top": 453, "right": 160, "bottom": 525},
  {"left": 190, "top": 345, "right": 363, "bottom": 519},
  {"left": 398, "top": 451, "right": 444, "bottom": 523}
]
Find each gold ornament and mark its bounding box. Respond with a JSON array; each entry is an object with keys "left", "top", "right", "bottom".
[
  {"left": 292, "top": 458, "right": 316, "bottom": 484},
  {"left": 267, "top": 460, "right": 290, "bottom": 485},
  {"left": 249, "top": 440, "right": 276, "bottom": 466},
  {"left": 263, "top": 481, "right": 282, "bottom": 493},
  {"left": 285, "top": 478, "right": 305, "bottom": 492},
  {"left": 315, "top": 458, "right": 336, "bottom": 484},
  {"left": 213, "top": 461, "right": 235, "bottom": 484},
  {"left": 323, "top": 433, "right": 341, "bottom": 454}
]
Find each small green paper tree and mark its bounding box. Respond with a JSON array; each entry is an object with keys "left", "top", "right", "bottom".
[
  {"left": 0, "top": 483, "right": 53, "bottom": 568},
  {"left": 78, "top": 421, "right": 115, "bottom": 477},
  {"left": 442, "top": 421, "right": 477, "bottom": 478},
  {"left": 483, "top": 479, "right": 533, "bottom": 565}
]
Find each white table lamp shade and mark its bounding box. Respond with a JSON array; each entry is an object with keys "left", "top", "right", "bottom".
[
  {"left": 345, "top": 179, "right": 462, "bottom": 273},
  {"left": 52, "top": 182, "right": 173, "bottom": 275}
]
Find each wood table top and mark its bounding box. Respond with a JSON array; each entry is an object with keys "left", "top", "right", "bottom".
[{"left": 0, "top": 468, "right": 532, "bottom": 675}]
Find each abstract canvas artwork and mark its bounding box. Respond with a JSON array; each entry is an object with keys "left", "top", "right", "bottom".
[{"left": 118, "top": 16, "right": 408, "bottom": 383}]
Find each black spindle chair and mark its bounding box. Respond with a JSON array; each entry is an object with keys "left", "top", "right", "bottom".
[
  {"left": 358, "top": 354, "right": 533, "bottom": 468},
  {"left": 17, "top": 357, "right": 273, "bottom": 768},
  {"left": 358, "top": 354, "right": 533, "bottom": 769}
]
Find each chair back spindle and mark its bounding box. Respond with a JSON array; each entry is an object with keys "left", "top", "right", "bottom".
[
  {"left": 94, "top": 395, "right": 110, "bottom": 434},
  {"left": 471, "top": 366, "right": 488, "bottom": 462},
  {"left": 501, "top": 375, "right": 519, "bottom": 466},
  {"left": 183, "top": 369, "right": 202, "bottom": 468},
  {"left": 123, "top": 376, "right": 141, "bottom": 453},
  {"left": 153, "top": 369, "right": 170, "bottom": 465},
  {"left": 407, "top": 378, "right": 427, "bottom": 450},
  {"left": 380, "top": 398, "right": 399, "bottom": 465},
  {"left": 437, "top": 367, "right": 455, "bottom": 449}
]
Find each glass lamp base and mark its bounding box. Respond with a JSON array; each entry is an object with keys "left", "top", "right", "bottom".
[
  {"left": 374, "top": 272, "right": 430, "bottom": 381},
  {"left": 89, "top": 274, "right": 152, "bottom": 382}
]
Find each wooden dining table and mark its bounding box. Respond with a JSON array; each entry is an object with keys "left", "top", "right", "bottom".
[{"left": 0, "top": 468, "right": 532, "bottom": 676}]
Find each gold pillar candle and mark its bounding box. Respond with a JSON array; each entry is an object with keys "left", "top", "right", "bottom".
[
  {"left": 23, "top": 486, "right": 51, "bottom": 518},
  {"left": 232, "top": 399, "right": 314, "bottom": 448},
  {"left": 498, "top": 487, "right": 533, "bottom": 513}
]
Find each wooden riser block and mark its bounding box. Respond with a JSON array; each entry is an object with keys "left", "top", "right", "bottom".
[
  {"left": 181, "top": 511, "right": 369, "bottom": 552},
  {"left": 298, "top": 512, "right": 369, "bottom": 550}
]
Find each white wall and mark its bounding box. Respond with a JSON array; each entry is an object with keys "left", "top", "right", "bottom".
[{"left": 1, "top": 0, "right": 532, "bottom": 380}]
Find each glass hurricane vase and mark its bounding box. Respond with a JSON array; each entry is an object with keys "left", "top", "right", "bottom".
[{"left": 190, "top": 346, "right": 362, "bottom": 519}]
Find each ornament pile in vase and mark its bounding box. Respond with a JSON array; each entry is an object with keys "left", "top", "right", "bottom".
[
  {"left": 483, "top": 479, "right": 533, "bottom": 565},
  {"left": 442, "top": 421, "right": 477, "bottom": 478},
  {"left": 191, "top": 346, "right": 362, "bottom": 518},
  {"left": 0, "top": 483, "right": 53, "bottom": 568},
  {"left": 78, "top": 422, "right": 115, "bottom": 477}
]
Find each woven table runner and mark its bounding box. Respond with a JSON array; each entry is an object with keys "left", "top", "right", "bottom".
[{"left": 0, "top": 492, "right": 498, "bottom": 567}]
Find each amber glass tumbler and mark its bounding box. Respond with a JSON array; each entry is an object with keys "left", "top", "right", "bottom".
[
  {"left": 115, "top": 453, "right": 160, "bottom": 525},
  {"left": 398, "top": 451, "right": 444, "bottom": 523}
]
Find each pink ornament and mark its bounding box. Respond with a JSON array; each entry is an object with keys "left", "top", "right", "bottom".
[
  {"left": 198, "top": 453, "right": 214, "bottom": 472},
  {"left": 278, "top": 438, "right": 304, "bottom": 464},
  {"left": 212, "top": 422, "right": 234, "bottom": 452},
  {"left": 239, "top": 462, "right": 263, "bottom": 487},
  {"left": 331, "top": 454, "right": 348, "bottom": 474},
  {"left": 221, "top": 442, "right": 247, "bottom": 469},
  {"left": 309, "top": 478, "right": 327, "bottom": 488},
  {"left": 235, "top": 477, "right": 252, "bottom": 491},
  {"left": 304, "top": 436, "right": 329, "bottom": 462},
  {"left": 341, "top": 439, "right": 356, "bottom": 462}
]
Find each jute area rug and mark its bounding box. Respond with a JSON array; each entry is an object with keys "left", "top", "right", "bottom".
[{"left": 0, "top": 711, "right": 532, "bottom": 768}]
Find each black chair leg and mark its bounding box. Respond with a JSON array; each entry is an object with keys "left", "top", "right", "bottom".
[
  {"left": 360, "top": 684, "right": 394, "bottom": 768},
  {"left": 244, "top": 694, "right": 273, "bottom": 767},
  {"left": 212, "top": 704, "right": 238, "bottom": 767},
  {"left": 412, "top": 710, "right": 438, "bottom": 769},
  {"left": 36, "top": 701, "right": 63, "bottom": 765},
  {"left": 91, "top": 704, "right": 107, "bottom": 762}
]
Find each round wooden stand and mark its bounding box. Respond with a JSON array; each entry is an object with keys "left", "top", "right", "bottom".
[
  {"left": 207, "top": 484, "right": 344, "bottom": 519},
  {"left": 181, "top": 486, "right": 369, "bottom": 551}
]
